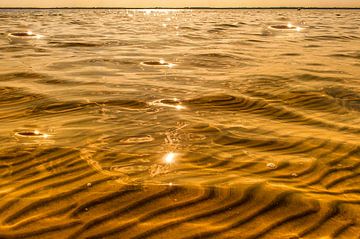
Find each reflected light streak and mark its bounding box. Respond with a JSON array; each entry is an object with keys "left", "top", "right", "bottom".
[
  {"left": 137, "top": 9, "right": 178, "bottom": 15},
  {"left": 35, "top": 130, "right": 50, "bottom": 138},
  {"left": 175, "top": 105, "right": 185, "bottom": 110},
  {"left": 168, "top": 63, "right": 176, "bottom": 68},
  {"left": 149, "top": 100, "right": 186, "bottom": 110}
]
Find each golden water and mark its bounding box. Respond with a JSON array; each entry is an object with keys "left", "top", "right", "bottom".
[{"left": 0, "top": 9, "right": 360, "bottom": 238}]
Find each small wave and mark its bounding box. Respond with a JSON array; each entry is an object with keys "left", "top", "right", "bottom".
[
  {"left": 269, "top": 25, "right": 299, "bottom": 31},
  {"left": 178, "top": 26, "right": 200, "bottom": 31},
  {"left": 35, "top": 78, "right": 80, "bottom": 86},
  {"left": 215, "top": 23, "right": 239, "bottom": 28},
  {"left": 120, "top": 135, "right": 154, "bottom": 144},
  {"left": 296, "top": 73, "right": 344, "bottom": 83},
  {"left": 281, "top": 53, "right": 301, "bottom": 56},
  {"left": 48, "top": 41, "right": 101, "bottom": 47},
  {"left": 263, "top": 23, "right": 305, "bottom": 35},
  {"left": 0, "top": 71, "right": 49, "bottom": 80},
  {"left": 328, "top": 52, "right": 360, "bottom": 60},
  {"left": 0, "top": 87, "right": 45, "bottom": 110},
  {"left": 149, "top": 98, "right": 185, "bottom": 110},
  {"left": 98, "top": 99, "right": 148, "bottom": 109},
  {"left": 324, "top": 87, "right": 360, "bottom": 111},
  {"left": 12, "top": 129, "right": 53, "bottom": 145},
  {"left": 276, "top": 16, "right": 290, "bottom": 21},
  {"left": 140, "top": 60, "right": 175, "bottom": 67},
  {"left": 305, "top": 35, "right": 359, "bottom": 42},
  {"left": 7, "top": 31, "right": 43, "bottom": 43},
  {"left": 209, "top": 23, "right": 240, "bottom": 32},
  {"left": 30, "top": 101, "right": 88, "bottom": 114},
  {"left": 185, "top": 52, "right": 250, "bottom": 68},
  {"left": 14, "top": 130, "right": 49, "bottom": 139},
  {"left": 184, "top": 93, "right": 360, "bottom": 134}
]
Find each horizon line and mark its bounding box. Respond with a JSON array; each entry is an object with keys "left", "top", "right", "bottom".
[{"left": 1, "top": 7, "right": 360, "bottom": 10}]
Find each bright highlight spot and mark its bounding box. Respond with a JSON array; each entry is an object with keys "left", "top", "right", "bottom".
[
  {"left": 164, "top": 152, "right": 176, "bottom": 164},
  {"left": 34, "top": 130, "right": 40, "bottom": 135},
  {"left": 143, "top": 9, "right": 152, "bottom": 15},
  {"left": 175, "top": 105, "right": 185, "bottom": 110},
  {"left": 168, "top": 63, "right": 176, "bottom": 68},
  {"left": 287, "top": 23, "right": 293, "bottom": 28}
]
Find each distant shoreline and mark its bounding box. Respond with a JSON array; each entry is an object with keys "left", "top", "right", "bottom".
[{"left": 0, "top": 7, "right": 360, "bottom": 10}]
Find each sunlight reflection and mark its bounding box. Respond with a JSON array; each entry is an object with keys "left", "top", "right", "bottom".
[
  {"left": 143, "top": 9, "right": 152, "bottom": 15},
  {"left": 266, "top": 22, "right": 304, "bottom": 33},
  {"left": 14, "top": 129, "right": 52, "bottom": 143},
  {"left": 149, "top": 99, "right": 186, "bottom": 110},
  {"left": 34, "top": 130, "right": 50, "bottom": 139},
  {"left": 137, "top": 9, "right": 178, "bottom": 15},
  {"left": 164, "top": 152, "right": 176, "bottom": 164},
  {"left": 140, "top": 59, "right": 175, "bottom": 68},
  {"left": 7, "top": 31, "right": 43, "bottom": 42},
  {"left": 175, "top": 105, "right": 185, "bottom": 110}
]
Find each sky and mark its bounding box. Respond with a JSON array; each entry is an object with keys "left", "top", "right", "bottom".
[{"left": 0, "top": 0, "right": 360, "bottom": 8}]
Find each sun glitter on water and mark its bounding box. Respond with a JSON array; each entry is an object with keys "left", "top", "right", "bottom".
[{"left": 164, "top": 152, "right": 176, "bottom": 164}]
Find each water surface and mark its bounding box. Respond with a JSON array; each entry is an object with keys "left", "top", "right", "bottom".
[{"left": 0, "top": 9, "right": 360, "bottom": 238}]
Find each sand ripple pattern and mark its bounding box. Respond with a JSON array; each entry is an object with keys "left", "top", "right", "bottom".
[{"left": 0, "top": 9, "right": 360, "bottom": 239}]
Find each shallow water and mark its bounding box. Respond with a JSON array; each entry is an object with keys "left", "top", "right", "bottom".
[{"left": 0, "top": 9, "right": 360, "bottom": 238}]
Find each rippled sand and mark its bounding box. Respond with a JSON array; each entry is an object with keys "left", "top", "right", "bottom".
[{"left": 0, "top": 9, "right": 360, "bottom": 239}]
